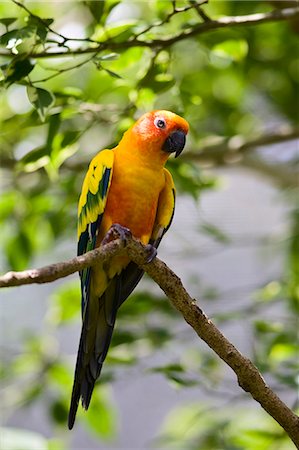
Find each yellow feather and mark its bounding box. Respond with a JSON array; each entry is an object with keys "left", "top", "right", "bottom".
[
  {"left": 77, "top": 150, "right": 114, "bottom": 237},
  {"left": 151, "top": 168, "right": 175, "bottom": 241}
]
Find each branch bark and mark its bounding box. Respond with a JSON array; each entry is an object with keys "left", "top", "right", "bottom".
[
  {"left": 0, "top": 7, "right": 298, "bottom": 58},
  {"left": 1, "top": 237, "right": 298, "bottom": 446}
]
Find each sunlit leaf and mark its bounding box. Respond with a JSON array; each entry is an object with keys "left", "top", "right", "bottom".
[
  {"left": 269, "top": 342, "right": 298, "bottom": 362},
  {"left": 26, "top": 86, "right": 55, "bottom": 122},
  {"left": 48, "top": 362, "right": 73, "bottom": 388},
  {"left": 92, "top": 20, "right": 137, "bottom": 42},
  {"left": 212, "top": 39, "right": 248, "bottom": 62}
]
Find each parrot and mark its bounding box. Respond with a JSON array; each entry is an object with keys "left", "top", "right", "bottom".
[{"left": 68, "top": 110, "right": 189, "bottom": 429}]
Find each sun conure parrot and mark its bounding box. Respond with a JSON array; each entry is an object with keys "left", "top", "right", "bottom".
[{"left": 68, "top": 110, "right": 189, "bottom": 429}]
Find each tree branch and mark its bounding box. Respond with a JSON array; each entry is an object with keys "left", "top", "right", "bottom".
[
  {"left": 1, "top": 126, "right": 298, "bottom": 175},
  {"left": 0, "top": 239, "right": 125, "bottom": 287},
  {"left": 0, "top": 7, "right": 298, "bottom": 58},
  {"left": 0, "top": 237, "right": 298, "bottom": 446},
  {"left": 183, "top": 125, "right": 299, "bottom": 166}
]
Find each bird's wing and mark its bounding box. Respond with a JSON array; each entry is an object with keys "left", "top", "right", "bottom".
[
  {"left": 68, "top": 149, "right": 114, "bottom": 429},
  {"left": 150, "top": 167, "right": 176, "bottom": 247},
  {"left": 117, "top": 168, "right": 175, "bottom": 307},
  {"left": 77, "top": 149, "right": 114, "bottom": 316}
]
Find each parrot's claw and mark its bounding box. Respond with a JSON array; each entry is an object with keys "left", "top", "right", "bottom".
[
  {"left": 144, "top": 244, "right": 157, "bottom": 263},
  {"left": 102, "top": 223, "right": 132, "bottom": 246}
]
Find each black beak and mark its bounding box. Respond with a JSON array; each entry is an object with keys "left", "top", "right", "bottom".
[{"left": 162, "top": 130, "right": 186, "bottom": 158}]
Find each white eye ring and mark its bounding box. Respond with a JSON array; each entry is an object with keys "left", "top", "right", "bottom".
[{"left": 154, "top": 117, "right": 166, "bottom": 129}]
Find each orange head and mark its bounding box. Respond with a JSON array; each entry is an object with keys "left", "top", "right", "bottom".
[{"left": 120, "top": 110, "right": 189, "bottom": 164}]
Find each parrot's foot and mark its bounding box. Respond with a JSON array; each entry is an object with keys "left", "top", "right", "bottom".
[
  {"left": 102, "top": 223, "right": 132, "bottom": 246},
  {"left": 144, "top": 244, "right": 157, "bottom": 263}
]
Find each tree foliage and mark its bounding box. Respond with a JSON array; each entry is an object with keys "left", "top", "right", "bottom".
[{"left": 0, "top": 1, "right": 298, "bottom": 449}]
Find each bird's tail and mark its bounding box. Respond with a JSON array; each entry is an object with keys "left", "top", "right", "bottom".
[{"left": 68, "top": 278, "right": 120, "bottom": 430}]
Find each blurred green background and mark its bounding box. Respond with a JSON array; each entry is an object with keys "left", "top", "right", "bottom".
[{"left": 0, "top": 1, "right": 298, "bottom": 449}]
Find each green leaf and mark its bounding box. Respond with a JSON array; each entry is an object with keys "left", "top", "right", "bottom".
[
  {"left": 46, "top": 114, "right": 61, "bottom": 150},
  {"left": 0, "top": 192, "right": 17, "bottom": 221},
  {"left": 83, "top": 388, "right": 117, "bottom": 439},
  {"left": 0, "top": 24, "right": 38, "bottom": 48},
  {"left": 6, "top": 230, "right": 32, "bottom": 270},
  {"left": 54, "top": 86, "right": 83, "bottom": 98},
  {"left": 5, "top": 58, "right": 34, "bottom": 84},
  {"left": 151, "top": 363, "right": 185, "bottom": 374},
  {"left": 85, "top": 0, "right": 106, "bottom": 23},
  {"left": 254, "top": 320, "right": 282, "bottom": 334},
  {"left": 255, "top": 281, "right": 282, "bottom": 303},
  {"left": 60, "top": 130, "right": 81, "bottom": 148},
  {"left": 26, "top": 86, "right": 55, "bottom": 122},
  {"left": 49, "top": 281, "right": 80, "bottom": 325},
  {"left": 150, "top": 363, "right": 199, "bottom": 387},
  {"left": 48, "top": 363, "right": 73, "bottom": 388},
  {"left": 50, "top": 399, "right": 69, "bottom": 425},
  {"left": 48, "top": 439, "right": 66, "bottom": 450},
  {"left": 0, "top": 18, "right": 18, "bottom": 27},
  {"left": 138, "top": 62, "right": 175, "bottom": 94},
  {"left": 93, "top": 20, "right": 137, "bottom": 43},
  {"left": 26, "top": 16, "right": 54, "bottom": 42},
  {"left": 18, "top": 146, "right": 50, "bottom": 172},
  {"left": 269, "top": 342, "right": 298, "bottom": 362},
  {"left": 50, "top": 132, "right": 79, "bottom": 171},
  {"left": 200, "top": 222, "right": 231, "bottom": 243},
  {"left": 212, "top": 39, "right": 248, "bottom": 62}
]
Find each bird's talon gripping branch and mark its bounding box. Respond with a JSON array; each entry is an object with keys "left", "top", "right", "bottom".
[
  {"left": 102, "top": 223, "right": 132, "bottom": 246},
  {"left": 144, "top": 244, "right": 157, "bottom": 263}
]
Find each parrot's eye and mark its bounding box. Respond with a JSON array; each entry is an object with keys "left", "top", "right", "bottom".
[{"left": 154, "top": 118, "right": 166, "bottom": 129}]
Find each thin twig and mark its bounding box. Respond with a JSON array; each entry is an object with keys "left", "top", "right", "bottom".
[
  {"left": 133, "top": 2, "right": 201, "bottom": 39},
  {"left": 189, "top": 0, "right": 211, "bottom": 22},
  {"left": 0, "top": 236, "right": 299, "bottom": 446}
]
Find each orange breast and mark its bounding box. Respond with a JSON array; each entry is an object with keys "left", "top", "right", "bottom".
[{"left": 99, "top": 152, "right": 165, "bottom": 244}]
